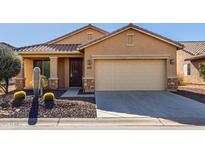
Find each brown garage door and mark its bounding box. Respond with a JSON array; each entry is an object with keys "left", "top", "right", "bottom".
[{"left": 95, "top": 59, "right": 166, "bottom": 91}]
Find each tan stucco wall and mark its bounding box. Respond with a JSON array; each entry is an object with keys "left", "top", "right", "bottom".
[
  {"left": 177, "top": 50, "right": 205, "bottom": 84},
  {"left": 64, "top": 58, "right": 70, "bottom": 88},
  {"left": 58, "top": 58, "right": 65, "bottom": 88},
  {"left": 24, "top": 58, "right": 33, "bottom": 88},
  {"left": 55, "top": 28, "right": 105, "bottom": 44},
  {"left": 58, "top": 58, "right": 71, "bottom": 89},
  {"left": 177, "top": 49, "right": 192, "bottom": 83},
  {"left": 16, "top": 56, "right": 24, "bottom": 78},
  {"left": 49, "top": 56, "right": 58, "bottom": 78},
  {"left": 84, "top": 29, "right": 177, "bottom": 79}
]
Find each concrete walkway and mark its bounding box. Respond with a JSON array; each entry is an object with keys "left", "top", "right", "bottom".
[
  {"left": 61, "top": 87, "right": 94, "bottom": 98},
  {"left": 0, "top": 118, "right": 205, "bottom": 130},
  {"left": 61, "top": 87, "right": 80, "bottom": 97}
]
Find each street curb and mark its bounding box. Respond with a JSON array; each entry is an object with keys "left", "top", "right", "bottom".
[{"left": 0, "top": 117, "right": 204, "bottom": 129}]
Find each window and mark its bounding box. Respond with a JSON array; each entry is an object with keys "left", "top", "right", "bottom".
[
  {"left": 183, "top": 63, "right": 191, "bottom": 76},
  {"left": 87, "top": 32, "right": 93, "bottom": 40},
  {"left": 127, "top": 34, "right": 134, "bottom": 46},
  {"left": 33, "top": 60, "right": 50, "bottom": 79}
]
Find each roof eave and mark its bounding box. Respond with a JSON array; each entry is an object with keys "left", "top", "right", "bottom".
[
  {"left": 18, "top": 51, "right": 81, "bottom": 55},
  {"left": 185, "top": 55, "right": 205, "bottom": 61},
  {"left": 47, "top": 24, "right": 108, "bottom": 44},
  {"left": 80, "top": 25, "right": 183, "bottom": 50},
  {"left": 0, "top": 42, "right": 16, "bottom": 49}
]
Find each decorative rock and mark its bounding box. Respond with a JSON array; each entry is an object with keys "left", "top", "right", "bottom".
[
  {"left": 1, "top": 93, "right": 96, "bottom": 118},
  {"left": 0, "top": 111, "right": 10, "bottom": 116},
  {"left": 0, "top": 100, "right": 3, "bottom": 105},
  {"left": 15, "top": 109, "right": 20, "bottom": 112},
  {"left": 1, "top": 103, "right": 10, "bottom": 109}
]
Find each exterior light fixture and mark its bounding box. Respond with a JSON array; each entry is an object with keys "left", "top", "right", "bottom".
[
  {"left": 87, "top": 59, "right": 92, "bottom": 65},
  {"left": 170, "top": 59, "right": 175, "bottom": 64}
]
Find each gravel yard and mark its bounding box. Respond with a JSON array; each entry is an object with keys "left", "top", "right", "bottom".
[{"left": 0, "top": 94, "right": 96, "bottom": 118}]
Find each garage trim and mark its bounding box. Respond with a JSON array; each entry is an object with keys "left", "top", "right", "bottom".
[{"left": 92, "top": 54, "right": 170, "bottom": 60}]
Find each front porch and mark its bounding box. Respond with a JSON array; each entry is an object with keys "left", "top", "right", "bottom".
[{"left": 15, "top": 53, "right": 83, "bottom": 90}]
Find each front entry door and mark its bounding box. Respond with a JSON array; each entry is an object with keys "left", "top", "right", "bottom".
[{"left": 70, "top": 58, "right": 82, "bottom": 87}]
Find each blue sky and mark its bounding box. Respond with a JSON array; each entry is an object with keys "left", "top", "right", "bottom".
[{"left": 0, "top": 23, "right": 205, "bottom": 47}]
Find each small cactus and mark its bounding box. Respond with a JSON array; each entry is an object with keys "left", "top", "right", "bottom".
[
  {"left": 14, "top": 91, "right": 26, "bottom": 100},
  {"left": 43, "top": 92, "right": 55, "bottom": 109},
  {"left": 13, "top": 91, "right": 26, "bottom": 107},
  {"left": 43, "top": 92, "right": 55, "bottom": 101},
  {"left": 32, "top": 67, "right": 41, "bottom": 97}
]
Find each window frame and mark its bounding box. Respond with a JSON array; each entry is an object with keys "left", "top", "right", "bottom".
[
  {"left": 183, "top": 63, "right": 191, "bottom": 76},
  {"left": 33, "top": 60, "right": 50, "bottom": 79}
]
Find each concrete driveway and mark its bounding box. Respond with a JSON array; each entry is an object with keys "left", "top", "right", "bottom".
[{"left": 95, "top": 91, "right": 205, "bottom": 125}]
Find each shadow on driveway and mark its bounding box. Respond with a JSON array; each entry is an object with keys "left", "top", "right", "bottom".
[
  {"left": 173, "top": 90, "right": 205, "bottom": 104},
  {"left": 96, "top": 91, "right": 205, "bottom": 125}
]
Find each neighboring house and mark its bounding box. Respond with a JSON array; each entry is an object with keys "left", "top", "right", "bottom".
[
  {"left": 177, "top": 41, "right": 205, "bottom": 85},
  {"left": 0, "top": 42, "right": 15, "bottom": 49},
  {"left": 15, "top": 24, "right": 183, "bottom": 92}
]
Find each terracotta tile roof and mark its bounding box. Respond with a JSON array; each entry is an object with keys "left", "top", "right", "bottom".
[
  {"left": 80, "top": 23, "right": 183, "bottom": 49},
  {"left": 0, "top": 42, "right": 15, "bottom": 49},
  {"left": 16, "top": 43, "right": 81, "bottom": 53},
  {"left": 47, "top": 24, "right": 108, "bottom": 44},
  {"left": 180, "top": 41, "right": 205, "bottom": 56}
]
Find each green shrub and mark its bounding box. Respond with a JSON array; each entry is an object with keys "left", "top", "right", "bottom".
[
  {"left": 199, "top": 63, "right": 205, "bottom": 81},
  {"left": 14, "top": 91, "right": 26, "bottom": 100},
  {"left": 0, "top": 48, "right": 21, "bottom": 94}
]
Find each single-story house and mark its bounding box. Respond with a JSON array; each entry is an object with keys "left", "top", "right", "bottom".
[
  {"left": 177, "top": 41, "right": 205, "bottom": 85},
  {"left": 15, "top": 24, "right": 183, "bottom": 92}
]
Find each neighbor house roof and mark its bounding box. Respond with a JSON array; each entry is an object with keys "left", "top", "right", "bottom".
[
  {"left": 180, "top": 41, "right": 205, "bottom": 61},
  {"left": 16, "top": 43, "right": 81, "bottom": 54},
  {"left": 180, "top": 41, "right": 205, "bottom": 56},
  {"left": 80, "top": 23, "right": 183, "bottom": 49},
  {"left": 0, "top": 42, "right": 15, "bottom": 49},
  {"left": 47, "top": 24, "right": 108, "bottom": 44}
]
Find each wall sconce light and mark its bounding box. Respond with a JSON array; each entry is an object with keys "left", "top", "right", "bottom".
[
  {"left": 87, "top": 59, "right": 92, "bottom": 65},
  {"left": 170, "top": 59, "right": 175, "bottom": 65}
]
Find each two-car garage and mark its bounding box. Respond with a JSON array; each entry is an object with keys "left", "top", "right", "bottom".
[
  {"left": 95, "top": 59, "right": 166, "bottom": 91},
  {"left": 81, "top": 24, "right": 181, "bottom": 92}
]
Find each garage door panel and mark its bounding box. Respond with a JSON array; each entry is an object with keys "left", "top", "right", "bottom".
[{"left": 95, "top": 59, "right": 166, "bottom": 91}]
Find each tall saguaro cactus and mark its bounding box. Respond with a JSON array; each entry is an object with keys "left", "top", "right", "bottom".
[{"left": 32, "top": 67, "right": 41, "bottom": 97}]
